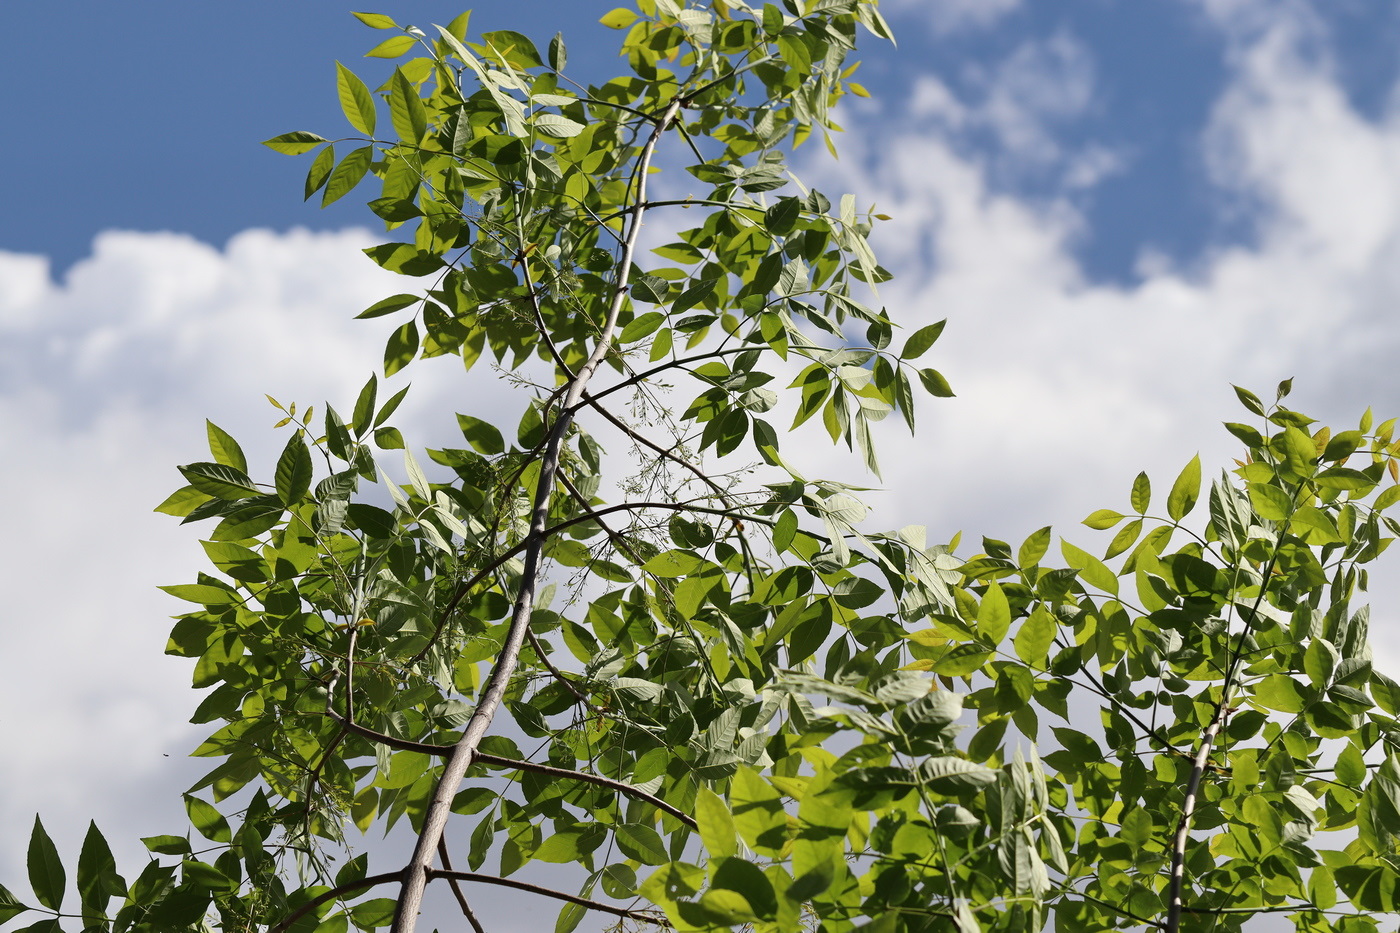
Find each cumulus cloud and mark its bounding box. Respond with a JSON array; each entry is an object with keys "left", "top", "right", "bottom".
[
  {"left": 792, "top": 2, "right": 1400, "bottom": 665},
  {"left": 901, "top": 32, "right": 1123, "bottom": 194},
  {"left": 0, "top": 227, "right": 515, "bottom": 883}
]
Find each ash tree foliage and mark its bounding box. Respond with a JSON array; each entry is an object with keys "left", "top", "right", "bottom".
[{"left": 11, "top": 4, "right": 1400, "bottom": 933}]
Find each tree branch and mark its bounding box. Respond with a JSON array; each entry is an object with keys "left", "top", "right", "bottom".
[
  {"left": 390, "top": 98, "right": 686, "bottom": 933},
  {"left": 1164, "top": 707, "right": 1229, "bottom": 933},
  {"left": 438, "top": 837, "right": 487, "bottom": 933},
  {"left": 321, "top": 710, "right": 697, "bottom": 828},
  {"left": 425, "top": 870, "right": 672, "bottom": 926}
]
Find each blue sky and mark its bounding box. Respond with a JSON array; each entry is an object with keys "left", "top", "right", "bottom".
[{"left": 6, "top": 0, "right": 1400, "bottom": 929}]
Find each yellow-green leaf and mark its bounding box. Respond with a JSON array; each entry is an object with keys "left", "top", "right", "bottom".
[
  {"left": 336, "top": 61, "right": 376, "bottom": 136},
  {"left": 1167, "top": 454, "right": 1201, "bottom": 520}
]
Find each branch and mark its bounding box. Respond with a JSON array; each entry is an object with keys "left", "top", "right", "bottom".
[
  {"left": 322, "top": 712, "right": 697, "bottom": 828},
  {"left": 391, "top": 99, "right": 686, "bottom": 933},
  {"left": 1164, "top": 708, "right": 1230, "bottom": 933},
  {"left": 268, "top": 870, "right": 405, "bottom": 933},
  {"left": 406, "top": 497, "right": 761, "bottom": 668},
  {"left": 424, "top": 870, "right": 672, "bottom": 926},
  {"left": 437, "top": 838, "right": 487, "bottom": 933}
]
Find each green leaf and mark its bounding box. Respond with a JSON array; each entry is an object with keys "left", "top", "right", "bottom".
[
  {"left": 356, "top": 293, "right": 420, "bottom": 320},
  {"left": 1337, "top": 743, "right": 1368, "bottom": 786},
  {"left": 1104, "top": 518, "right": 1143, "bottom": 559},
  {"left": 1233, "top": 384, "right": 1266, "bottom": 416},
  {"left": 0, "top": 883, "right": 27, "bottom": 924},
  {"left": 1017, "top": 526, "right": 1050, "bottom": 566},
  {"left": 1282, "top": 425, "right": 1318, "bottom": 478},
  {"left": 384, "top": 320, "right": 420, "bottom": 376},
  {"left": 1315, "top": 467, "right": 1374, "bottom": 490},
  {"left": 365, "top": 34, "right": 417, "bottom": 58},
  {"left": 1253, "top": 674, "right": 1311, "bottom": 713},
  {"left": 27, "top": 816, "right": 64, "bottom": 911},
  {"left": 179, "top": 462, "right": 261, "bottom": 500},
  {"left": 600, "top": 7, "right": 638, "bottom": 28},
  {"left": 616, "top": 823, "right": 667, "bottom": 865},
  {"left": 456, "top": 414, "right": 505, "bottom": 455},
  {"left": 350, "top": 898, "right": 399, "bottom": 927},
  {"left": 917, "top": 367, "right": 954, "bottom": 397},
  {"left": 1130, "top": 471, "right": 1151, "bottom": 513},
  {"left": 205, "top": 421, "right": 247, "bottom": 473},
  {"left": 159, "top": 583, "right": 240, "bottom": 605},
  {"left": 351, "top": 11, "right": 399, "bottom": 28},
  {"left": 335, "top": 61, "right": 376, "bottom": 135},
  {"left": 1166, "top": 454, "right": 1201, "bottom": 521},
  {"left": 899, "top": 320, "right": 946, "bottom": 360},
  {"left": 1224, "top": 422, "right": 1264, "bottom": 447},
  {"left": 76, "top": 822, "right": 121, "bottom": 916},
  {"left": 262, "top": 130, "right": 329, "bottom": 154},
  {"left": 481, "top": 30, "right": 543, "bottom": 68},
  {"left": 919, "top": 757, "right": 997, "bottom": 793},
  {"left": 977, "top": 582, "right": 1011, "bottom": 644},
  {"left": 1061, "top": 540, "right": 1118, "bottom": 596},
  {"left": 153, "top": 485, "right": 211, "bottom": 518},
  {"left": 1012, "top": 606, "right": 1055, "bottom": 666},
  {"left": 532, "top": 113, "right": 586, "bottom": 138},
  {"left": 1248, "top": 482, "right": 1293, "bottom": 521},
  {"left": 1376, "top": 485, "right": 1400, "bottom": 511},
  {"left": 389, "top": 69, "right": 427, "bottom": 143},
  {"left": 696, "top": 787, "right": 737, "bottom": 859},
  {"left": 322, "top": 145, "right": 373, "bottom": 207},
  {"left": 274, "top": 432, "right": 313, "bottom": 505},
  {"left": 184, "top": 795, "right": 231, "bottom": 843},
  {"left": 548, "top": 32, "right": 567, "bottom": 72},
  {"left": 376, "top": 385, "right": 411, "bottom": 427},
  {"left": 1082, "top": 508, "right": 1124, "bottom": 530},
  {"left": 303, "top": 144, "right": 336, "bottom": 200},
  {"left": 352, "top": 375, "right": 378, "bottom": 436},
  {"left": 732, "top": 767, "right": 787, "bottom": 857}
]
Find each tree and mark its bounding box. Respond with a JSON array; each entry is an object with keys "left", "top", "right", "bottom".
[{"left": 7, "top": 3, "right": 1400, "bottom": 933}]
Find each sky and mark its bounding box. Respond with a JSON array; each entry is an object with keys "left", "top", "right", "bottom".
[{"left": 5, "top": 0, "right": 1400, "bottom": 928}]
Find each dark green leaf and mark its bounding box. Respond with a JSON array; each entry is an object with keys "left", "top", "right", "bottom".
[
  {"left": 356, "top": 293, "right": 420, "bottom": 320},
  {"left": 274, "top": 432, "right": 313, "bottom": 505},
  {"left": 917, "top": 368, "right": 954, "bottom": 397},
  {"left": 303, "top": 144, "right": 336, "bottom": 200},
  {"left": 456, "top": 414, "right": 505, "bottom": 455},
  {"left": 0, "top": 883, "right": 27, "bottom": 924},
  {"left": 899, "top": 320, "right": 946, "bottom": 360},
  {"left": 184, "top": 795, "right": 231, "bottom": 843},
  {"left": 179, "top": 462, "right": 261, "bottom": 500},
  {"left": 384, "top": 320, "right": 420, "bottom": 376},
  {"left": 27, "top": 816, "right": 64, "bottom": 910}
]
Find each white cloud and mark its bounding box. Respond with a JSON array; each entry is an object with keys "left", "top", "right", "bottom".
[
  {"left": 896, "top": 33, "right": 1123, "bottom": 194},
  {"left": 788, "top": 1, "right": 1400, "bottom": 666},
  {"left": 0, "top": 227, "right": 520, "bottom": 885}
]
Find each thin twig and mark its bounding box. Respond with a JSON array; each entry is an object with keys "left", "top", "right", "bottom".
[
  {"left": 268, "top": 870, "right": 404, "bottom": 933},
  {"left": 322, "top": 710, "right": 696, "bottom": 827},
  {"left": 425, "top": 870, "right": 672, "bottom": 925},
  {"left": 438, "top": 838, "right": 487, "bottom": 933}
]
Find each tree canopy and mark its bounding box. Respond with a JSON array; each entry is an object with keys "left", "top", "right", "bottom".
[{"left": 7, "top": 3, "right": 1400, "bottom": 933}]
